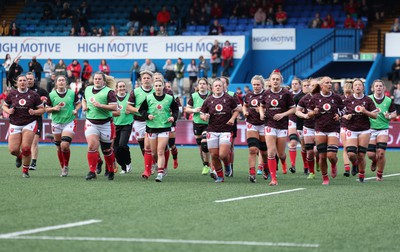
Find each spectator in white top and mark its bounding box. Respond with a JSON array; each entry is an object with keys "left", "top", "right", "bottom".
[
  {"left": 186, "top": 59, "right": 198, "bottom": 94},
  {"left": 43, "top": 58, "right": 55, "bottom": 81},
  {"left": 140, "top": 59, "right": 156, "bottom": 73}
]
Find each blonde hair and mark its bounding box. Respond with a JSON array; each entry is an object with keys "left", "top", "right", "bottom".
[{"left": 251, "top": 75, "right": 264, "bottom": 85}]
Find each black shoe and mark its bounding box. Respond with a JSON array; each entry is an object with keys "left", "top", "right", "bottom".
[
  {"left": 359, "top": 177, "right": 364, "bottom": 183},
  {"left": 16, "top": 157, "right": 22, "bottom": 168},
  {"left": 108, "top": 171, "right": 114, "bottom": 180},
  {"left": 85, "top": 171, "right": 97, "bottom": 180},
  {"left": 248, "top": 175, "right": 256, "bottom": 183},
  {"left": 289, "top": 166, "right": 296, "bottom": 173},
  {"left": 303, "top": 168, "right": 309, "bottom": 175},
  {"left": 29, "top": 163, "right": 37, "bottom": 171},
  {"left": 104, "top": 169, "right": 109, "bottom": 177},
  {"left": 96, "top": 160, "right": 103, "bottom": 175},
  {"left": 343, "top": 171, "right": 350, "bottom": 177},
  {"left": 351, "top": 165, "right": 358, "bottom": 176},
  {"left": 262, "top": 168, "right": 269, "bottom": 180}
]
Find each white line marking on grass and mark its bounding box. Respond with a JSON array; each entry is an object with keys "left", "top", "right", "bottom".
[
  {"left": 5, "top": 235, "right": 319, "bottom": 248},
  {"left": 0, "top": 219, "right": 101, "bottom": 238},
  {"left": 361, "top": 173, "right": 400, "bottom": 181},
  {"left": 214, "top": 188, "right": 306, "bottom": 203}
]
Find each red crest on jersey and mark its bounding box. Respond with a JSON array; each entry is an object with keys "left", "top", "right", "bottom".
[
  {"left": 271, "top": 99, "right": 278, "bottom": 107},
  {"left": 19, "top": 99, "right": 26, "bottom": 106},
  {"left": 89, "top": 97, "right": 95, "bottom": 103},
  {"left": 355, "top": 105, "right": 362, "bottom": 113},
  {"left": 347, "top": 131, "right": 352, "bottom": 137},
  {"left": 215, "top": 104, "right": 223, "bottom": 111},
  {"left": 118, "top": 104, "right": 123, "bottom": 110},
  {"left": 323, "top": 103, "right": 331, "bottom": 111},
  {"left": 265, "top": 127, "right": 271, "bottom": 133},
  {"left": 59, "top": 102, "right": 65, "bottom": 107},
  {"left": 156, "top": 104, "right": 163, "bottom": 110},
  {"left": 10, "top": 128, "right": 14, "bottom": 133},
  {"left": 206, "top": 133, "right": 211, "bottom": 139},
  {"left": 250, "top": 99, "right": 258, "bottom": 106},
  {"left": 247, "top": 123, "right": 252, "bottom": 129}
]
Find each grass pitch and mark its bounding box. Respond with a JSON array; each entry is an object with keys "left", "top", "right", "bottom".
[{"left": 0, "top": 145, "right": 399, "bottom": 252}]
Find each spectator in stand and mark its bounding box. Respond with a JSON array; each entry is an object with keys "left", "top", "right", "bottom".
[
  {"left": 309, "top": 12, "right": 322, "bottom": 28},
  {"left": 127, "top": 5, "right": 143, "bottom": 29},
  {"left": 69, "top": 26, "right": 77, "bottom": 36},
  {"left": 344, "top": 0, "right": 359, "bottom": 18},
  {"left": 66, "top": 70, "right": 75, "bottom": 86},
  {"left": 59, "top": 2, "right": 73, "bottom": 20},
  {"left": 324, "top": 13, "right": 336, "bottom": 28},
  {"left": 230, "top": 3, "right": 240, "bottom": 19},
  {"left": 157, "top": 25, "right": 168, "bottom": 36},
  {"left": 138, "top": 27, "right": 146, "bottom": 36},
  {"left": 169, "top": 5, "right": 179, "bottom": 26},
  {"left": 8, "top": 57, "right": 23, "bottom": 88},
  {"left": 391, "top": 59, "right": 400, "bottom": 84},
  {"left": 210, "top": 39, "right": 221, "bottom": 78},
  {"left": 55, "top": 59, "right": 67, "bottom": 76},
  {"left": 79, "top": 26, "right": 88, "bottom": 36},
  {"left": 126, "top": 26, "right": 138, "bottom": 36},
  {"left": 163, "top": 59, "right": 176, "bottom": 83},
  {"left": 210, "top": 2, "right": 223, "bottom": 19},
  {"left": 148, "top": 26, "right": 156, "bottom": 36},
  {"left": 28, "top": 56, "right": 43, "bottom": 83},
  {"left": 238, "top": 1, "right": 250, "bottom": 18},
  {"left": 157, "top": 5, "right": 170, "bottom": 27},
  {"left": 321, "top": 20, "right": 331, "bottom": 28},
  {"left": 81, "top": 60, "right": 93, "bottom": 83},
  {"left": 355, "top": 18, "right": 365, "bottom": 31},
  {"left": 197, "top": 7, "right": 210, "bottom": 26},
  {"left": 9, "top": 22, "right": 20, "bottom": 36},
  {"left": 97, "top": 27, "right": 105, "bottom": 37},
  {"left": 41, "top": 4, "right": 54, "bottom": 20},
  {"left": 249, "top": 2, "right": 259, "bottom": 17},
  {"left": 130, "top": 61, "right": 140, "bottom": 82},
  {"left": 140, "top": 59, "right": 156, "bottom": 73},
  {"left": 46, "top": 73, "right": 57, "bottom": 93},
  {"left": 90, "top": 27, "right": 98, "bottom": 36},
  {"left": 0, "top": 19, "right": 9, "bottom": 36},
  {"left": 254, "top": 7, "right": 266, "bottom": 25},
  {"left": 187, "top": 7, "right": 198, "bottom": 26},
  {"left": 344, "top": 14, "right": 356, "bottom": 28},
  {"left": 174, "top": 58, "right": 185, "bottom": 96},
  {"left": 43, "top": 58, "right": 55, "bottom": 82},
  {"left": 266, "top": 7, "right": 275, "bottom": 25},
  {"left": 391, "top": 18, "right": 400, "bottom": 32},
  {"left": 99, "top": 59, "right": 110, "bottom": 75},
  {"left": 187, "top": 59, "right": 198, "bottom": 94},
  {"left": 108, "top": 24, "right": 118, "bottom": 36},
  {"left": 2, "top": 54, "right": 12, "bottom": 87},
  {"left": 0, "top": 88, "right": 10, "bottom": 118},
  {"left": 275, "top": 5, "right": 287, "bottom": 25},
  {"left": 142, "top": 7, "right": 154, "bottom": 27},
  {"left": 221, "top": 40, "right": 234, "bottom": 77},
  {"left": 392, "top": 83, "right": 400, "bottom": 115},
  {"left": 198, "top": 55, "right": 210, "bottom": 78},
  {"left": 78, "top": 1, "right": 91, "bottom": 29},
  {"left": 235, "top": 87, "right": 244, "bottom": 106},
  {"left": 208, "top": 19, "right": 224, "bottom": 35},
  {"left": 67, "top": 59, "right": 82, "bottom": 80}
]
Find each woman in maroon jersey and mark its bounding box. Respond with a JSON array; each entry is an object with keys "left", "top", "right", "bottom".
[
  {"left": 307, "top": 76, "right": 344, "bottom": 185},
  {"left": 340, "top": 82, "right": 354, "bottom": 177},
  {"left": 243, "top": 75, "right": 267, "bottom": 183},
  {"left": 259, "top": 71, "right": 296, "bottom": 186},
  {"left": 2, "top": 75, "right": 45, "bottom": 178},
  {"left": 287, "top": 77, "right": 302, "bottom": 173},
  {"left": 342, "top": 79, "right": 378, "bottom": 182},
  {"left": 200, "top": 78, "right": 239, "bottom": 183}
]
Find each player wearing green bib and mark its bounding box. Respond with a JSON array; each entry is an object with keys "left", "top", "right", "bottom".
[
  {"left": 139, "top": 79, "right": 179, "bottom": 182},
  {"left": 46, "top": 75, "right": 81, "bottom": 177},
  {"left": 367, "top": 80, "right": 397, "bottom": 181},
  {"left": 112, "top": 81, "right": 133, "bottom": 174},
  {"left": 82, "top": 72, "right": 118, "bottom": 181},
  {"left": 185, "top": 77, "right": 211, "bottom": 175}
]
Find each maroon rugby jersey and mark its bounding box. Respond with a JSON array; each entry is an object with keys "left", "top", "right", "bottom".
[
  {"left": 288, "top": 90, "right": 300, "bottom": 123},
  {"left": 340, "top": 94, "right": 350, "bottom": 129},
  {"left": 308, "top": 92, "right": 343, "bottom": 133},
  {"left": 244, "top": 90, "right": 265, "bottom": 126},
  {"left": 200, "top": 92, "right": 238, "bottom": 132},
  {"left": 297, "top": 93, "right": 315, "bottom": 129},
  {"left": 5, "top": 89, "right": 43, "bottom": 126},
  {"left": 260, "top": 88, "right": 295, "bottom": 129},
  {"left": 343, "top": 94, "right": 376, "bottom": 131}
]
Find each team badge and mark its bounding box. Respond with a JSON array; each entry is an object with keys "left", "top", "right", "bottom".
[
  {"left": 89, "top": 97, "right": 95, "bottom": 103},
  {"left": 355, "top": 105, "right": 362, "bottom": 113},
  {"left": 19, "top": 99, "right": 26, "bottom": 106},
  {"left": 271, "top": 99, "right": 278, "bottom": 107},
  {"left": 323, "top": 103, "right": 331, "bottom": 111},
  {"left": 215, "top": 104, "right": 223, "bottom": 112},
  {"left": 265, "top": 127, "right": 271, "bottom": 133},
  {"left": 118, "top": 104, "right": 123, "bottom": 110},
  {"left": 347, "top": 131, "right": 352, "bottom": 137},
  {"left": 59, "top": 102, "right": 65, "bottom": 107},
  {"left": 250, "top": 99, "right": 258, "bottom": 106},
  {"left": 156, "top": 104, "right": 163, "bottom": 110}
]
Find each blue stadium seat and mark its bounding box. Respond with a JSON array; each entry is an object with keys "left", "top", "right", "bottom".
[{"left": 187, "top": 25, "right": 196, "bottom": 31}]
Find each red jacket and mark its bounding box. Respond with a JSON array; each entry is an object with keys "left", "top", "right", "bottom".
[
  {"left": 67, "top": 63, "right": 82, "bottom": 79},
  {"left": 222, "top": 45, "right": 233, "bottom": 60}
]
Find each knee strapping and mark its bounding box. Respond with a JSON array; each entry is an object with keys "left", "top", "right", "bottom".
[
  {"left": 61, "top": 136, "right": 72, "bottom": 143},
  {"left": 54, "top": 141, "right": 61, "bottom": 147},
  {"left": 100, "top": 142, "right": 112, "bottom": 152},
  {"left": 377, "top": 142, "right": 387, "bottom": 150},
  {"left": 327, "top": 145, "right": 338, "bottom": 153},
  {"left": 358, "top": 146, "right": 367, "bottom": 154},
  {"left": 259, "top": 141, "right": 267, "bottom": 151},
  {"left": 196, "top": 138, "right": 202, "bottom": 146},
  {"left": 367, "top": 144, "right": 377, "bottom": 152},
  {"left": 305, "top": 143, "right": 315, "bottom": 151},
  {"left": 21, "top": 146, "right": 31, "bottom": 157},
  {"left": 289, "top": 133, "right": 299, "bottom": 142},
  {"left": 138, "top": 140, "right": 144, "bottom": 151},
  {"left": 346, "top": 146, "right": 357, "bottom": 154},
  {"left": 201, "top": 141, "right": 209, "bottom": 153},
  {"left": 247, "top": 137, "right": 260, "bottom": 149},
  {"left": 317, "top": 143, "right": 327, "bottom": 153}
]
